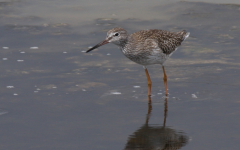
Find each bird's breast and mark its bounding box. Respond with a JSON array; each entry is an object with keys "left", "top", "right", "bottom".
[{"left": 121, "top": 47, "right": 169, "bottom": 66}]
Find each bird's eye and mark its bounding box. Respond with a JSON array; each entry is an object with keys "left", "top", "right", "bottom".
[{"left": 114, "top": 33, "right": 119, "bottom": 36}]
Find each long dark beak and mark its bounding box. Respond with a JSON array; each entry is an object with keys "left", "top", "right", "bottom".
[{"left": 86, "top": 40, "right": 109, "bottom": 53}]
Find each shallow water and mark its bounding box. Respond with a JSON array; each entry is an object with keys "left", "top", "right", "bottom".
[{"left": 0, "top": 0, "right": 240, "bottom": 150}]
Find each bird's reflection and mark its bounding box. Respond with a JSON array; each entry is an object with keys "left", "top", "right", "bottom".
[{"left": 124, "top": 97, "right": 188, "bottom": 150}]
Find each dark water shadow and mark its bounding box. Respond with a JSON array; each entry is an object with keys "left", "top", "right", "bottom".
[{"left": 124, "top": 97, "right": 188, "bottom": 150}]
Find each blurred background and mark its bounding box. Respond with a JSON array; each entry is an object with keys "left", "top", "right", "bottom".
[{"left": 0, "top": 0, "right": 240, "bottom": 150}]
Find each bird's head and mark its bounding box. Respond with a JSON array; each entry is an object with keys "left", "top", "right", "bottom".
[{"left": 86, "top": 27, "right": 128, "bottom": 53}]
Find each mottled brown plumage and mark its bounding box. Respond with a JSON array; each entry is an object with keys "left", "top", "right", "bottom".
[
  {"left": 129, "top": 29, "right": 187, "bottom": 54},
  {"left": 87, "top": 27, "right": 189, "bottom": 65},
  {"left": 86, "top": 27, "right": 190, "bottom": 97}
]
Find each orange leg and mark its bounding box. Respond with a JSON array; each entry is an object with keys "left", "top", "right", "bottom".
[
  {"left": 162, "top": 66, "right": 168, "bottom": 96},
  {"left": 144, "top": 67, "right": 152, "bottom": 97}
]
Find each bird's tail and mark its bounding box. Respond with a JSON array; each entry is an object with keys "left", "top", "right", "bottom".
[{"left": 180, "top": 30, "right": 190, "bottom": 41}]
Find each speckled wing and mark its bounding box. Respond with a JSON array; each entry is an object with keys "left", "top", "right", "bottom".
[
  {"left": 151, "top": 29, "right": 189, "bottom": 55},
  {"left": 131, "top": 29, "right": 189, "bottom": 55}
]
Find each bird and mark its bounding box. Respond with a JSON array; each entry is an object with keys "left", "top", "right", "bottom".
[{"left": 86, "top": 27, "right": 190, "bottom": 97}]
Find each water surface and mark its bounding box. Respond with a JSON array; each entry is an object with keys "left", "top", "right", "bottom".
[{"left": 0, "top": 0, "right": 240, "bottom": 150}]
